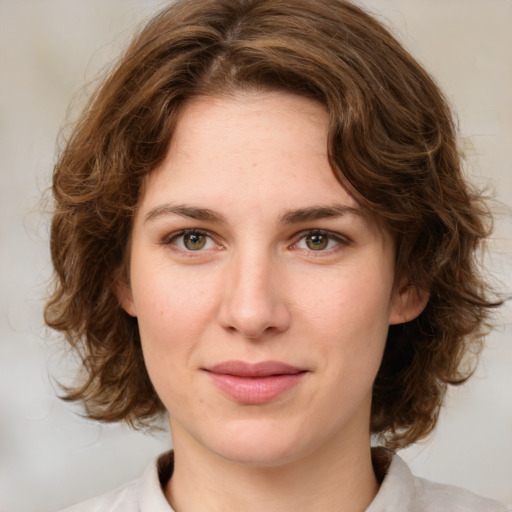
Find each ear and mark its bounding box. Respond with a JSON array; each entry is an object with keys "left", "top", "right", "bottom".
[
  {"left": 388, "top": 280, "right": 429, "bottom": 325},
  {"left": 114, "top": 269, "right": 137, "bottom": 318}
]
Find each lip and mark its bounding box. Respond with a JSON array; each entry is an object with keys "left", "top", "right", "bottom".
[{"left": 204, "top": 360, "right": 308, "bottom": 405}]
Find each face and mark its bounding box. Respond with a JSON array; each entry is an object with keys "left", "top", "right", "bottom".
[{"left": 118, "top": 91, "right": 424, "bottom": 467}]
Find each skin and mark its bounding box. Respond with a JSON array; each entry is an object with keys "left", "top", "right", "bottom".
[{"left": 117, "top": 91, "right": 427, "bottom": 512}]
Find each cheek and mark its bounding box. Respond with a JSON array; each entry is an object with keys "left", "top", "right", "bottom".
[
  {"left": 131, "top": 263, "right": 220, "bottom": 362},
  {"left": 296, "top": 266, "right": 392, "bottom": 376},
  {"left": 300, "top": 266, "right": 392, "bottom": 331}
]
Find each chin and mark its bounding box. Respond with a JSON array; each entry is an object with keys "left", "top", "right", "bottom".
[{"left": 205, "top": 421, "right": 315, "bottom": 468}]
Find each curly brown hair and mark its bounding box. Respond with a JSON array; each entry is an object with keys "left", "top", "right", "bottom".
[{"left": 45, "top": 0, "right": 500, "bottom": 449}]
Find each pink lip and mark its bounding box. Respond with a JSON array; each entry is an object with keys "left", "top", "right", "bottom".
[{"left": 204, "top": 360, "right": 307, "bottom": 405}]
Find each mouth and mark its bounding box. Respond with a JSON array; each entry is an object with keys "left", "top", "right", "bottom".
[{"left": 203, "top": 360, "right": 308, "bottom": 405}]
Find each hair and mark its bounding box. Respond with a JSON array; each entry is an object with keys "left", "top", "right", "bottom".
[{"left": 45, "top": 0, "right": 500, "bottom": 449}]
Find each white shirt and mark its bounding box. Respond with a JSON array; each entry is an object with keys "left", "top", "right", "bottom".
[{"left": 60, "top": 451, "right": 507, "bottom": 512}]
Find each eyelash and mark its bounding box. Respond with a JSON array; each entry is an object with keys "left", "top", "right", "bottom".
[
  {"left": 161, "top": 229, "right": 350, "bottom": 255},
  {"left": 291, "top": 229, "right": 350, "bottom": 254},
  {"left": 161, "top": 229, "right": 218, "bottom": 254}
]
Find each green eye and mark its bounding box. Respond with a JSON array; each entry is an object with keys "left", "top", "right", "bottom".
[
  {"left": 305, "top": 233, "right": 329, "bottom": 250},
  {"left": 164, "top": 229, "right": 219, "bottom": 253},
  {"left": 183, "top": 232, "right": 207, "bottom": 250},
  {"left": 294, "top": 230, "right": 348, "bottom": 252}
]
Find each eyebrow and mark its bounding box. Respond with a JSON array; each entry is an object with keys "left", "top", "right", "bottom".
[
  {"left": 277, "top": 204, "right": 362, "bottom": 224},
  {"left": 145, "top": 204, "right": 227, "bottom": 224},
  {"left": 145, "top": 202, "right": 361, "bottom": 225}
]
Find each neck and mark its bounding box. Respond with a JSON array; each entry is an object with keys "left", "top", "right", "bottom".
[{"left": 165, "top": 425, "right": 379, "bottom": 512}]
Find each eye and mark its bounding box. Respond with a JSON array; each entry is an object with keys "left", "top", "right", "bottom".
[
  {"left": 165, "top": 229, "right": 217, "bottom": 251},
  {"left": 294, "top": 230, "right": 347, "bottom": 252}
]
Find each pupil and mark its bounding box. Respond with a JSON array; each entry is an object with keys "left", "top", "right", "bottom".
[
  {"left": 184, "top": 233, "right": 206, "bottom": 250},
  {"left": 307, "top": 234, "right": 328, "bottom": 250}
]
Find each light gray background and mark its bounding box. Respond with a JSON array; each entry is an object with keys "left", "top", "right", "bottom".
[{"left": 1, "top": 1, "right": 511, "bottom": 511}]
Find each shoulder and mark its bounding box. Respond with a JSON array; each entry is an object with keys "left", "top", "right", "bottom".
[
  {"left": 58, "top": 451, "right": 175, "bottom": 512},
  {"left": 368, "top": 450, "right": 508, "bottom": 512},
  {"left": 413, "top": 474, "right": 508, "bottom": 512}
]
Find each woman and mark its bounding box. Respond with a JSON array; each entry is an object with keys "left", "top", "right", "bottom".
[{"left": 45, "top": 0, "right": 506, "bottom": 510}]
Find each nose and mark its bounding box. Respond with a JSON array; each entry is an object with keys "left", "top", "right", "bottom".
[{"left": 217, "top": 251, "right": 291, "bottom": 339}]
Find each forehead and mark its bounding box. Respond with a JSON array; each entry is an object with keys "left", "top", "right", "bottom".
[{"left": 140, "top": 91, "right": 360, "bottom": 213}]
